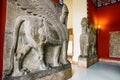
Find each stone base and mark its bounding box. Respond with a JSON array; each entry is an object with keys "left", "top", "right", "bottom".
[
  {"left": 78, "top": 56, "right": 98, "bottom": 68},
  {"left": 40, "top": 68, "right": 72, "bottom": 80},
  {"left": 3, "top": 63, "right": 72, "bottom": 80}
]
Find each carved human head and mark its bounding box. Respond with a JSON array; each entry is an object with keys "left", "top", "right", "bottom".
[{"left": 81, "top": 17, "right": 88, "bottom": 27}]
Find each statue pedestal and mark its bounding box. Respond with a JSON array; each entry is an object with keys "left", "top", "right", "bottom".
[
  {"left": 3, "top": 63, "right": 72, "bottom": 80},
  {"left": 78, "top": 56, "right": 98, "bottom": 68}
]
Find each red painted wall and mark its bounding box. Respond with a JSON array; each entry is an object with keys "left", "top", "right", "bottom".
[
  {"left": 88, "top": 0, "right": 120, "bottom": 60},
  {"left": 87, "top": 0, "right": 98, "bottom": 26},
  {"left": 54, "top": 0, "right": 59, "bottom": 3},
  {"left": 97, "top": 3, "right": 120, "bottom": 60},
  {"left": 0, "top": 0, "right": 7, "bottom": 79}
]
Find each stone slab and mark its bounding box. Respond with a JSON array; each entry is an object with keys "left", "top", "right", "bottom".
[
  {"left": 40, "top": 68, "right": 72, "bottom": 80},
  {"left": 3, "top": 63, "right": 72, "bottom": 80},
  {"left": 78, "top": 56, "right": 98, "bottom": 68},
  {"left": 3, "top": 0, "right": 71, "bottom": 79},
  {"left": 110, "top": 31, "right": 120, "bottom": 58}
]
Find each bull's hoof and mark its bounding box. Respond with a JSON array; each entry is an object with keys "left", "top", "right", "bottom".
[
  {"left": 53, "top": 63, "right": 62, "bottom": 67},
  {"left": 3, "top": 69, "right": 12, "bottom": 77},
  {"left": 21, "top": 67, "right": 30, "bottom": 75},
  {"left": 39, "top": 65, "right": 49, "bottom": 70},
  {"left": 61, "top": 59, "right": 69, "bottom": 64}
]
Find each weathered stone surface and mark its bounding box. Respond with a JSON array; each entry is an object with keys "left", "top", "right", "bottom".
[
  {"left": 110, "top": 31, "right": 120, "bottom": 58},
  {"left": 78, "top": 56, "right": 98, "bottom": 68},
  {"left": 3, "top": 0, "right": 71, "bottom": 79},
  {"left": 79, "top": 17, "right": 89, "bottom": 57},
  {"left": 3, "top": 63, "right": 72, "bottom": 80},
  {"left": 79, "top": 17, "right": 96, "bottom": 58},
  {"left": 40, "top": 68, "right": 72, "bottom": 80}
]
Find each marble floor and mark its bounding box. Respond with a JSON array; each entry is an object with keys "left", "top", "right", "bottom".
[{"left": 68, "top": 62, "right": 120, "bottom": 80}]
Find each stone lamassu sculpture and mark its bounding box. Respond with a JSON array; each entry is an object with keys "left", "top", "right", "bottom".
[
  {"left": 78, "top": 17, "right": 97, "bottom": 68},
  {"left": 88, "top": 24, "right": 96, "bottom": 57},
  {"left": 79, "top": 17, "right": 96, "bottom": 58},
  {"left": 80, "top": 17, "right": 89, "bottom": 57},
  {"left": 3, "top": 0, "right": 69, "bottom": 77}
]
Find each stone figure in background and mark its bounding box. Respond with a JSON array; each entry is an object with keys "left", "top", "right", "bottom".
[
  {"left": 78, "top": 17, "right": 97, "bottom": 68},
  {"left": 80, "top": 17, "right": 89, "bottom": 58},
  {"left": 3, "top": 0, "right": 69, "bottom": 77},
  {"left": 88, "top": 24, "right": 96, "bottom": 57},
  {"left": 79, "top": 17, "right": 96, "bottom": 58}
]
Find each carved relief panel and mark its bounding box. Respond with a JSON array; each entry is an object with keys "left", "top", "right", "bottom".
[
  {"left": 3, "top": 0, "right": 70, "bottom": 78},
  {"left": 110, "top": 31, "right": 120, "bottom": 58}
]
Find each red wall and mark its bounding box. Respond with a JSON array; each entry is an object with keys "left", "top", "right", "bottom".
[
  {"left": 87, "top": 0, "right": 98, "bottom": 26},
  {"left": 0, "top": 0, "right": 7, "bottom": 79},
  {"left": 97, "top": 3, "right": 120, "bottom": 60},
  {"left": 54, "top": 0, "right": 59, "bottom": 3},
  {"left": 88, "top": 0, "right": 120, "bottom": 60}
]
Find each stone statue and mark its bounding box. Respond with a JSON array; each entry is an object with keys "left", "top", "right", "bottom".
[
  {"left": 78, "top": 18, "right": 97, "bottom": 68},
  {"left": 88, "top": 24, "right": 96, "bottom": 57},
  {"left": 79, "top": 17, "right": 96, "bottom": 58},
  {"left": 80, "top": 17, "right": 89, "bottom": 57},
  {"left": 3, "top": 0, "right": 69, "bottom": 77}
]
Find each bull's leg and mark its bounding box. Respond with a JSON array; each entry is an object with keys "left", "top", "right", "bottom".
[
  {"left": 37, "top": 42, "right": 48, "bottom": 70},
  {"left": 80, "top": 42, "right": 84, "bottom": 57},
  {"left": 91, "top": 45, "right": 94, "bottom": 57},
  {"left": 15, "top": 44, "right": 31, "bottom": 75},
  {"left": 53, "top": 45, "right": 62, "bottom": 67},
  {"left": 60, "top": 40, "right": 69, "bottom": 64},
  {"left": 83, "top": 44, "right": 89, "bottom": 57},
  {"left": 14, "top": 54, "right": 23, "bottom": 76}
]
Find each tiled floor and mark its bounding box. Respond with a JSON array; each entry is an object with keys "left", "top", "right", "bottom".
[{"left": 68, "top": 62, "right": 120, "bottom": 80}]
